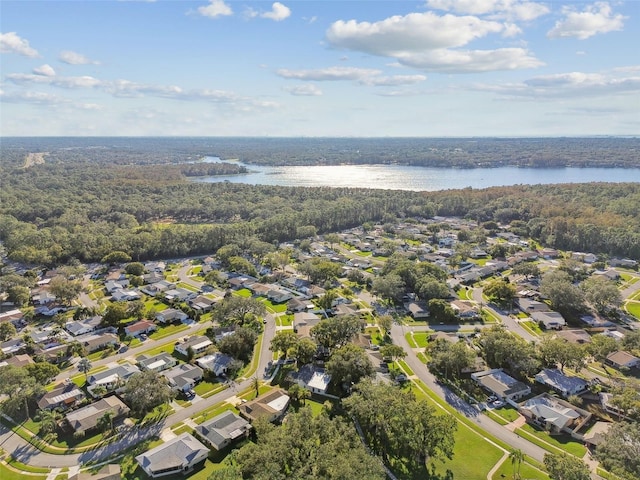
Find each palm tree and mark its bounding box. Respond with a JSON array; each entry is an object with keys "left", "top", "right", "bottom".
[
  {"left": 35, "top": 408, "right": 61, "bottom": 441},
  {"left": 509, "top": 449, "right": 524, "bottom": 480},
  {"left": 251, "top": 376, "right": 260, "bottom": 398},
  {"left": 78, "top": 357, "right": 92, "bottom": 383},
  {"left": 299, "top": 387, "right": 311, "bottom": 406},
  {"left": 97, "top": 410, "right": 114, "bottom": 436}
]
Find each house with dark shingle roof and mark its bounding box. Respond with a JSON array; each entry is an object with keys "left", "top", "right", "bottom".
[
  {"left": 135, "top": 433, "right": 209, "bottom": 478},
  {"left": 194, "top": 410, "right": 251, "bottom": 451},
  {"left": 63, "top": 396, "right": 129, "bottom": 435}
]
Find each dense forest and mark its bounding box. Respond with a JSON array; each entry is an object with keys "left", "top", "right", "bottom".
[
  {"left": 2, "top": 136, "right": 639, "bottom": 168},
  {"left": 1, "top": 139, "right": 639, "bottom": 266}
]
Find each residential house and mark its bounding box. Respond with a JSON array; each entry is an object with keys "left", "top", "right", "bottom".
[
  {"left": 111, "top": 289, "right": 141, "bottom": 302},
  {"left": 609, "top": 258, "right": 637, "bottom": 268},
  {"left": 140, "top": 279, "right": 174, "bottom": 296},
  {"left": 144, "top": 261, "right": 166, "bottom": 273},
  {"left": 540, "top": 248, "right": 559, "bottom": 259},
  {"left": 105, "top": 279, "right": 130, "bottom": 294},
  {"left": 267, "top": 289, "right": 292, "bottom": 304},
  {"left": 593, "top": 269, "right": 621, "bottom": 281},
  {"left": 155, "top": 308, "right": 188, "bottom": 324},
  {"left": 162, "top": 364, "right": 204, "bottom": 392},
  {"left": 31, "top": 290, "right": 56, "bottom": 305},
  {"left": 535, "top": 369, "right": 589, "bottom": 398},
  {"left": 556, "top": 329, "right": 592, "bottom": 344},
  {"left": 471, "top": 369, "right": 531, "bottom": 401},
  {"left": 606, "top": 351, "right": 640, "bottom": 370},
  {"left": 37, "top": 383, "right": 85, "bottom": 411},
  {"left": 583, "top": 422, "right": 612, "bottom": 448},
  {"left": 124, "top": 320, "right": 157, "bottom": 337},
  {"left": 77, "top": 332, "right": 119, "bottom": 353},
  {"left": 196, "top": 353, "right": 235, "bottom": 377},
  {"left": 137, "top": 352, "right": 178, "bottom": 373},
  {"left": 189, "top": 295, "right": 217, "bottom": 313},
  {"left": 0, "top": 309, "right": 24, "bottom": 326},
  {"left": 163, "top": 288, "right": 195, "bottom": 303},
  {"left": 288, "top": 364, "right": 331, "bottom": 395},
  {"left": 515, "top": 298, "right": 549, "bottom": 314},
  {"left": 65, "top": 316, "right": 103, "bottom": 337},
  {"left": 174, "top": 336, "right": 212, "bottom": 358},
  {"left": 142, "top": 272, "right": 165, "bottom": 285},
  {"left": 451, "top": 300, "right": 479, "bottom": 320},
  {"left": 572, "top": 252, "right": 597, "bottom": 264},
  {"left": 209, "top": 325, "right": 235, "bottom": 343},
  {"left": 293, "top": 312, "right": 322, "bottom": 338},
  {"left": 194, "top": 410, "right": 252, "bottom": 451},
  {"left": 64, "top": 396, "right": 130, "bottom": 436},
  {"left": 248, "top": 283, "right": 272, "bottom": 297},
  {"left": 0, "top": 338, "right": 25, "bottom": 356},
  {"left": 520, "top": 394, "right": 589, "bottom": 434},
  {"left": 406, "top": 302, "right": 429, "bottom": 320},
  {"left": 135, "top": 433, "right": 209, "bottom": 478},
  {"left": 287, "top": 297, "right": 311, "bottom": 313},
  {"left": 600, "top": 392, "right": 637, "bottom": 419},
  {"left": 238, "top": 388, "right": 290, "bottom": 423},
  {"left": 531, "top": 311, "right": 566, "bottom": 330},
  {"left": 602, "top": 330, "right": 626, "bottom": 342},
  {"left": 88, "top": 363, "right": 140, "bottom": 388}
]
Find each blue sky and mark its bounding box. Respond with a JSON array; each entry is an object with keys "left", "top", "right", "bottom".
[{"left": 1, "top": 0, "right": 638, "bottom": 136}]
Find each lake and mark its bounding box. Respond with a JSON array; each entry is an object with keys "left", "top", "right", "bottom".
[{"left": 192, "top": 158, "right": 640, "bottom": 191}]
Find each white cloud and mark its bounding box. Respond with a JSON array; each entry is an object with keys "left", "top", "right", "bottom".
[
  {"left": 360, "top": 74, "right": 427, "bottom": 86},
  {"left": 426, "top": 0, "right": 549, "bottom": 21},
  {"left": 262, "top": 2, "right": 291, "bottom": 21},
  {"left": 326, "top": 11, "right": 542, "bottom": 73},
  {"left": 547, "top": 2, "right": 626, "bottom": 40},
  {"left": 474, "top": 70, "right": 640, "bottom": 99},
  {"left": 197, "top": 0, "right": 232, "bottom": 18},
  {"left": 33, "top": 64, "right": 56, "bottom": 77},
  {"left": 0, "top": 90, "right": 101, "bottom": 110},
  {"left": 5, "top": 71, "right": 277, "bottom": 111},
  {"left": 284, "top": 84, "right": 323, "bottom": 96},
  {"left": 0, "top": 32, "right": 39, "bottom": 57},
  {"left": 277, "top": 66, "right": 382, "bottom": 81},
  {"left": 59, "top": 50, "right": 99, "bottom": 65}
]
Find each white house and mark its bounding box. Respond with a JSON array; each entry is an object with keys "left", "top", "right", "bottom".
[
  {"left": 535, "top": 369, "right": 589, "bottom": 398},
  {"left": 174, "top": 336, "right": 212, "bottom": 358}
]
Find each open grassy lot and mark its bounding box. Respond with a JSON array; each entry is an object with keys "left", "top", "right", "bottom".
[
  {"left": 148, "top": 323, "right": 189, "bottom": 340},
  {"left": 516, "top": 423, "right": 586, "bottom": 457},
  {"left": 491, "top": 458, "right": 549, "bottom": 480},
  {"left": 626, "top": 301, "right": 640, "bottom": 319},
  {"left": 235, "top": 288, "right": 252, "bottom": 298}
]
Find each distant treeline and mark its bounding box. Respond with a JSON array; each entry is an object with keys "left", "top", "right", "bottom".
[
  {"left": 0, "top": 153, "right": 639, "bottom": 265},
  {"left": 1, "top": 136, "right": 639, "bottom": 168}
]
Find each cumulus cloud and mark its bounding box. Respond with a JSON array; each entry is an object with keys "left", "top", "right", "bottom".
[
  {"left": 262, "top": 2, "right": 291, "bottom": 21},
  {"left": 197, "top": 0, "right": 232, "bottom": 18},
  {"left": 284, "top": 84, "right": 323, "bottom": 96},
  {"left": 0, "top": 32, "right": 39, "bottom": 57},
  {"left": 426, "top": 0, "right": 549, "bottom": 21},
  {"left": 547, "top": 2, "right": 626, "bottom": 40},
  {"left": 360, "top": 74, "right": 427, "bottom": 86},
  {"left": 59, "top": 50, "right": 99, "bottom": 65},
  {"left": 325, "top": 11, "right": 542, "bottom": 73},
  {"left": 33, "top": 64, "right": 56, "bottom": 77},
  {"left": 474, "top": 70, "right": 640, "bottom": 99}
]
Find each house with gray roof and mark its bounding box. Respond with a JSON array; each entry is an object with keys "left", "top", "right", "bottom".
[
  {"left": 535, "top": 369, "right": 589, "bottom": 398},
  {"left": 288, "top": 364, "right": 331, "bottom": 395},
  {"left": 174, "top": 335, "right": 212, "bottom": 357},
  {"left": 64, "top": 396, "right": 129, "bottom": 435},
  {"left": 520, "top": 394, "right": 590, "bottom": 434},
  {"left": 135, "top": 433, "right": 209, "bottom": 478},
  {"left": 137, "top": 352, "right": 177, "bottom": 372},
  {"left": 162, "top": 364, "right": 203, "bottom": 392},
  {"left": 65, "top": 316, "right": 103, "bottom": 336},
  {"left": 531, "top": 311, "right": 566, "bottom": 330},
  {"left": 472, "top": 369, "right": 531, "bottom": 401},
  {"left": 88, "top": 363, "right": 140, "bottom": 387},
  {"left": 38, "top": 383, "right": 85, "bottom": 411},
  {"left": 194, "top": 410, "right": 251, "bottom": 451},
  {"left": 196, "top": 353, "right": 234, "bottom": 377}
]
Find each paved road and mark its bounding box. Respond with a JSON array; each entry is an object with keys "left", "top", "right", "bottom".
[
  {"left": 471, "top": 287, "right": 538, "bottom": 343},
  {"left": 0, "top": 310, "right": 276, "bottom": 468},
  {"left": 391, "top": 322, "right": 549, "bottom": 463}
]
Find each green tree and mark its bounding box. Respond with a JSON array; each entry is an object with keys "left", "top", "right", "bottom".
[
  {"left": 7, "top": 285, "right": 30, "bottom": 307},
  {"left": 582, "top": 276, "right": 622, "bottom": 314},
  {"left": 595, "top": 421, "right": 640, "bottom": 480},
  {"left": 586, "top": 334, "right": 618, "bottom": 364},
  {"left": 204, "top": 270, "right": 222, "bottom": 286},
  {"left": 484, "top": 278, "right": 516, "bottom": 307},
  {"left": 344, "top": 381, "right": 456, "bottom": 470},
  {"left": 234, "top": 408, "right": 386, "bottom": 480},
  {"left": 124, "top": 262, "right": 145, "bottom": 276},
  {"left": 101, "top": 251, "right": 132, "bottom": 265},
  {"left": 416, "top": 276, "right": 450, "bottom": 302},
  {"left": 97, "top": 410, "right": 114, "bottom": 436},
  {"left": 78, "top": 357, "right": 92, "bottom": 382},
  {"left": 299, "top": 258, "right": 342, "bottom": 285},
  {"left": 270, "top": 331, "right": 299, "bottom": 359},
  {"left": 380, "top": 344, "right": 406, "bottom": 362},
  {"left": 0, "top": 322, "right": 17, "bottom": 342},
  {"left": 102, "top": 301, "right": 129, "bottom": 327},
  {"left": 537, "top": 336, "right": 585, "bottom": 373},
  {"left": 25, "top": 362, "right": 60, "bottom": 384},
  {"left": 0, "top": 365, "right": 43, "bottom": 419},
  {"left": 512, "top": 262, "right": 540, "bottom": 279},
  {"left": 48, "top": 276, "right": 83, "bottom": 305},
  {"left": 295, "top": 338, "right": 318, "bottom": 365},
  {"left": 310, "top": 315, "right": 362, "bottom": 350},
  {"left": 428, "top": 298, "right": 457, "bottom": 323},
  {"left": 427, "top": 338, "right": 476, "bottom": 379},
  {"left": 35, "top": 408, "right": 61, "bottom": 440},
  {"left": 122, "top": 370, "right": 174, "bottom": 417},
  {"left": 540, "top": 270, "right": 585, "bottom": 315},
  {"left": 213, "top": 295, "right": 267, "bottom": 327},
  {"left": 325, "top": 344, "right": 374, "bottom": 389},
  {"left": 509, "top": 449, "right": 524, "bottom": 480},
  {"left": 218, "top": 327, "right": 259, "bottom": 362},
  {"left": 543, "top": 453, "right": 591, "bottom": 480},
  {"left": 377, "top": 314, "right": 393, "bottom": 333},
  {"left": 372, "top": 273, "right": 405, "bottom": 304}
]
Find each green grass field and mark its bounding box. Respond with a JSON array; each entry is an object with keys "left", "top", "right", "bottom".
[{"left": 625, "top": 301, "right": 640, "bottom": 319}]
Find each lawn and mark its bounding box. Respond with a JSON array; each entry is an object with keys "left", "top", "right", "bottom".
[
  {"left": 491, "top": 459, "right": 549, "bottom": 480},
  {"left": 234, "top": 288, "right": 252, "bottom": 298},
  {"left": 261, "top": 298, "right": 288, "bottom": 313},
  {"left": 412, "top": 332, "right": 430, "bottom": 348},
  {"left": 276, "top": 314, "right": 293, "bottom": 327},
  {"left": 516, "top": 423, "right": 586, "bottom": 457},
  {"left": 139, "top": 341, "right": 176, "bottom": 358},
  {"left": 520, "top": 320, "right": 543, "bottom": 336},
  {"left": 177, "top": 282, "right": 200, "bottom": 292},
  {"left": 492, "top": 406, "right": 521, "bottom": 423},
  {"left": 148, "top": 323, "right": 189, "bottom": 340},
  {"left": 429, "top": 423, "right": 504, "bottom": 480},
  {"left": 457, "top": 288, "right": 474, "bottom": 301},
  {"left": 194, "top": 381, "right": 226, "bottom": 397},
  {"left": 144, "top": 299, "right": 168, "bottom": 312},
  {"left": 625, "top": 301, "right": 640, "bottom": 320},
  {"left": 0, "top": 462, "right": 47, "bottom": 480}
]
